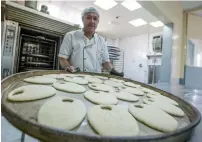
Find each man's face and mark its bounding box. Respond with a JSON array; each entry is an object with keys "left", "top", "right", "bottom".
[{"left": 82, "top": 12, "right": 99, "bottom": 33}]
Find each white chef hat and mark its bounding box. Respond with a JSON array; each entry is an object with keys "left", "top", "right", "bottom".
[{"left": 81, "top": 7, "right": 100, "bottom": 18}]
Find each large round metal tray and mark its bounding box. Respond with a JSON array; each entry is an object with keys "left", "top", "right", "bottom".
[{"left": 1, "top": 70, "right": 201, "bottom": 142}]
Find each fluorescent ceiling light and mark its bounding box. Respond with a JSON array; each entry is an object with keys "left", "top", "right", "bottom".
[
  {"left": 121, "top": 0, "right": 142, "bottom": 11},
  {"left": 150, "top": 21, "right": 164, "bottom": 27},
  {"left": 129, "top": 18, "right": 147, "bottom": 27},
  {"left": 93, "top": 0, "right": 118, "bottom": 10}
]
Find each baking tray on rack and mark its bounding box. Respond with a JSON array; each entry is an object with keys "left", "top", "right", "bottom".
[{"left": 1, "top": 70, "right": 201, "bottom": 142}]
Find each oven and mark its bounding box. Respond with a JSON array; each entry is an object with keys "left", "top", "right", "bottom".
[{"left": 1, "top": 20, "right": 63, "bottom": 79}]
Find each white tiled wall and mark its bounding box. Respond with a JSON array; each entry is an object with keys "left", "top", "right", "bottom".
[
  {"left": 119, "top": 32, "right": 162, "bottom": 83},
  {"left": 120, "top": 34, "right": 149, "bottom": 83}
]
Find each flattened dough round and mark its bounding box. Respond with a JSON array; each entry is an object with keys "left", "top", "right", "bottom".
[
  {"left": 8, "top": 85, "right": 56, "bottom": 101},
  {"left": 43, "top": 74, "right": 64, "bottom": 79},
  {"left": 143, "top": 98, "right": 184, "bottom": 117},
  {"left": 84, "top": 90, "right": 118, "bottom": 105},
  {"left": 94, "top": 75, "right": 108, "bottom": 80},
  {"left": 88, "top": 83, "right": 114, "bottom": 92},
  {"left": 104, "top": 80, "right": 123, "bottom": 87},
  {"left": 129, "top": 104, "right": 178, "bottom": 132},
  {"left": 120, "top": 86, "right": 144, "bottom": 96},
  {"left": 146, "top": 93, "right": 179, "bottom": 106},
  {"left": 60, "top": 73, "right": 78, "bottom": 77},
  {"left": 124, "top": 82, "right": 141, "bottom": 88},
  {"left": 84, "top": 76, "right": 102, "bottom": 84},
  {"left": 112, "top": 91, "right": 139, "bottom": 102},
  {"left": 64, "top": 77, "right": 88, "bottom": 85},
  {"left": 24, "top": 76, "right": 56, "bottom": 84},
  {"left": 38, "top": 96, "right": 86, "bottom": 130},
  {"left": 88, "top": 105, "right": 139, "bottom": 136},
  {"left": 53, "top": 82, "right": 86, "bottom": 93},
  {"left": 110, "top": 78, "right": 125, "bottom": 83},
  {"left": 141, "top": 87, "right": 160, "bottom": 95}
]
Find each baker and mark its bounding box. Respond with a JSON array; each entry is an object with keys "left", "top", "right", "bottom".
[{"left": 58, "top": 7, "right": 123, "bottom": 77}]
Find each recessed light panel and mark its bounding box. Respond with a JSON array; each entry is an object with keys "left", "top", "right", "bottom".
[
  {"left": 129, "top": 18, "right": 147, "bottom": 27},
  {"left": 121, "top": 0, "right": 142, "bottom": 11},
  {"left": 94, "top": 0, "right": 118, "bottom": 10}
]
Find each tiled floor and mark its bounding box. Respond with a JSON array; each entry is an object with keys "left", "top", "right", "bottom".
[
  {"left": 1, "top": 116, "right": 38, "bottom": 142},
  {"left": 1, "top": 82, "right": 202, "bottom": 142}
]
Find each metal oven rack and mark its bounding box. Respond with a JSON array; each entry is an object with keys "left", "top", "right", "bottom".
[
  {"left": 108, "top": 46, "right": 124, "bottom": 73},
  {"left": 18, "top": 34, "right": 57, "bottom": 72}
]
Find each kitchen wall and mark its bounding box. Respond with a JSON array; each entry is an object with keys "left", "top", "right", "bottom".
[
  {"left": 151, "top": 1, "right": 184, "bottom": 83},
  {"left": 119, "top": 32, "right": 162, "bottom": 83},
  {"left": 189, "top": 39, "right": 202, "bottom": 67},
  {"left": 188, "top": 14, "right": 202, "bottom": 40}
]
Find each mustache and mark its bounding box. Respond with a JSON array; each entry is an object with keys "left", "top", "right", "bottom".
[{"left": 87, "top": 24, "right": 96, "bottom": 27}]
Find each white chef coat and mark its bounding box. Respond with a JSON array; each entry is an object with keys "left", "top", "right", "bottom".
[{"left": 58, "top": 30, "right": 110, "bottom": 73}]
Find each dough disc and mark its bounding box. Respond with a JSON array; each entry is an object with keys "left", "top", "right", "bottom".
[
  {"left": 88, "top": 105, "right": 139, "bottom": 136},
  {"left": 129, "top": 104, "right": 178, "bottom": 132},
  {"left": 64, "top": 77, "right": 88, "bottom": 85},
  {"left": 88, "top": 83, "right": 114, "bottom": 92},
  {"left": 8, "top": 85, "right": 56, "bottom": 101},
  {"left": 84, "top": 76, "right": 103, "bottom": 84},
  {"left": 141, "top": 87, "right": 160, "bottom": 95},
  {"left": 24, "top": 76, "right": 56, "bottom": 84},
  {"left": 53, "top": 82, "right": 86, "bottom": 93},
  {"left": 84, "top": 90, "right": 118, "bottom": 105},
  {"left": 112, "top": 90, "right": 139, "bottom": 102},
  {"left": 120, "top": 86, "right": 144, "bottom": 96},
  {"left": 109, "top": 78, "right": 125, "bottom": 83},
  {"left": 104, "top": 80, "right": 123, "bottom": 87},
  {"left": 43, "top": 74, "right": 64, "bottom": 79},
  {"left": 93, "top": 75, "right": 108, "bottom": 80},
  {"left": 124, "top": 82, "right": 141, "bottom": 88},
  {"left": 143, "top": 98, "right": 184, "bottom": 117},
  {"left": 146, "top": 93, "right": 179, "bottom": 106},
  {"left": 38, "top": 96, "right": 86, "bottom": 130}
]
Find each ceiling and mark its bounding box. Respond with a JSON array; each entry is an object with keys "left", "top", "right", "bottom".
[
  {"left": 192, "top": 10, "right": 202, "bottom": 18},
  {"left": 179, "top": 1, "right": 202, "bottom": 18},
  {"left": 179, "top": 1, "right": 202, "bottom": 11},
  {"left": 38, "top": 1, "right": 163, "bottom": 39}
]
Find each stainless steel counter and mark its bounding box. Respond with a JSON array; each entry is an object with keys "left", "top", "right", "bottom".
[{"left": 152, "top": 82, "right": 202, "bottom": 142}]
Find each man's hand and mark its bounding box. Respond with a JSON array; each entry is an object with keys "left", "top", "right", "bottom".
[
  {"left": 102, "top": 61, "right": 124, "bottom": 77},
  {"left": 110, "top": 68, "right": 124, "bottom": 77},
  {"left": 65, "top": 66, "right": 75, "bottom": 72}
]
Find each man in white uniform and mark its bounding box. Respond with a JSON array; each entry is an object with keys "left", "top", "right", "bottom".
[{"left": 58, "top": 7, "right": 123, "bottom": 76}]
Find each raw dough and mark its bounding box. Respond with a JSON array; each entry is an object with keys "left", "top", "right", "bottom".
[
  {"left": 94, "top": 75, "right": 108, "bottom": 80},
  {"left": 120, "top": 86, "right": 145, "bottom": 96},
  {"left": 88, "top": 83, "right": 114, "bottom": 92},
  {"left": 64, "top": 77, "right": 88, "bottom": 85},
  {"left": 129, "top": 104, "right": 178, "bottom": 132},
  {"left": 146, "top": 93, "right": 179, "bottom": 106},
  {"left": 53, "top": 82, "right": 86, "bottom": 93},
  {"left": 104, "top": 80, "right": 123, "bottom": 87},
  {"left": 84, "top": 76, "right": 103, "bottom": 84},
  {"left": 8, "top": 85, "right": 56, "bottom": 101},
  {"left": 109, "top": 78, "right": 125, "bottom": 83},
  {"left": 124, "top": 82, "right": 141, "bottom": 88},
  {"left": 38, "top": 96, "right": 86, "bottom": 130},
  {"left": 143, "top": 98, "right": 184, "bottom": 117},
  {"left": 84, "top": 90, "right": 118, "bottom": 105},
  {"left": 24, "top": 76, "right": 56, "bottom": 84},
  {"left": 88, "top": 105, "right": 139, "bottom": 136},
  {"left": 60, "top": 74, "right": 78, "bottom": 77},
  {"left": 112, "top": 90, "right": 139, "bottom": 102},
  {"left": 43, "top": 74, "right": 64, "bottom": 79},
  {"left": 141, "top": 87, "right": 160, "bottom": 95}
]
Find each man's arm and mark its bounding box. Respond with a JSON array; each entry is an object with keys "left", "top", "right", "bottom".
[
  {"left": 102, "top": 61, "right": 113, "bottom": 71},
  {"left": 59, "top": 57, "right": 71, "bottom": 69},
  {"left": 58, "top": 32, "right": 75, "bottom": 72}
]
